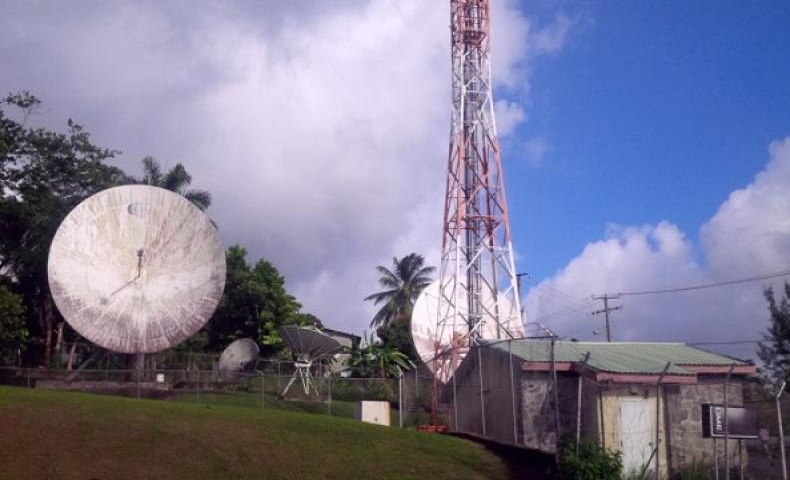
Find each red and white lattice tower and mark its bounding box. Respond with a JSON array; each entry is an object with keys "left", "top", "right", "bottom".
[{"left": 434, "top": 0, "right": 524, "bottom": 378}]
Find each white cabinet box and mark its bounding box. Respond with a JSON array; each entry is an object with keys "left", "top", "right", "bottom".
[{"left": 355, "top": 401, "right": 390, "bottom": 426}]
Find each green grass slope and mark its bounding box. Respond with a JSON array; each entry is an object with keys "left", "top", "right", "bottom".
[{"left": 0, "top": 386, "right": 510, "bottom": 480}]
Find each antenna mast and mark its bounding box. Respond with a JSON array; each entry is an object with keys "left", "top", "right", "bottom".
[{"left": 435, "top": 0, "right": 524, "bottom": 376}]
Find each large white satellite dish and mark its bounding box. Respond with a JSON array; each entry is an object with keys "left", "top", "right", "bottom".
[
  {"left": 48, "top": 185, "right": 226, "bottom": 354},
  {"left": 411, "top": 280, "right": 522, "bottom": 383}
]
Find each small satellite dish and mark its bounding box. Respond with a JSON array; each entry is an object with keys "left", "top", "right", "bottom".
[
  {"left": 411, "top": 280, "right": 523, "bottom": 383},
  {"left": 48, "top": 185, "right": 226, "bottom": 354},
  {"left": 279, "top": 325, "right": 342, "bottom": 397},
  {"left": 218, "top": 338, "right": 260, "bottom": 375}
]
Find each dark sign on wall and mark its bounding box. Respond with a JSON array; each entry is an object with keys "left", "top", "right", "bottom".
[{"left": 701, "top": 404, "right": 759, "bottom": 439}]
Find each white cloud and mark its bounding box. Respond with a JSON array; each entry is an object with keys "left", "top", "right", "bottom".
[
  {"left": 522, "top": 136, "right": 550, "bottom": 167},
  {"left": 531, "top": 14, "right": 573, "bottom": 54},
  {"left": 701, "top": 138, "right": 790, "bottom": 277},
  {"left": 0, "top": 1, "right": 575, "bottom": 335},
  {"left": 494, "top": 100, "right": 527, "bottom": 136},
  {"left": 524, "top": 137, "right": 790, "bottom": 360}
]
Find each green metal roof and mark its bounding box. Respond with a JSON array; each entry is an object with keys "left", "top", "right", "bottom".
[{"left": 486, "top": 340, "right": 750, "bottom": 376}]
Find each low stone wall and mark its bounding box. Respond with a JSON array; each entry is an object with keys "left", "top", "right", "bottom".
[{"left": 664, "top": 379, "right": 747, "bottom": 473}]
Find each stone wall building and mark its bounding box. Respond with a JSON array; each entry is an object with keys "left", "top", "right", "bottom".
[{"left": 447, "top": 340, "right": 756, "bottom": 478}]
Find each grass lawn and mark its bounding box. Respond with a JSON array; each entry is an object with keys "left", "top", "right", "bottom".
[
  {"left": 171, "top": 390, "right": 362, "bottom": 419},
  {"left": 0, "top": 385, "right": 514, "bottom": 480}
]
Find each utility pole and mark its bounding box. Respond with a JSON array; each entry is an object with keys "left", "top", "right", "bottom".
[{"left": 591, "top": 294, "right": 622, "bottom": 342}]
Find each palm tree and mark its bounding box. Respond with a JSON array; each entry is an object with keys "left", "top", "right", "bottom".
[
  {"left": 137, "top": 156, "right": 211, "bottom": 210},
  {"left": 364, "top": 253, "right": 434, "bottom": 329},
  {"left": 346, "top": 333, "right": 413, "bottom": 378}
]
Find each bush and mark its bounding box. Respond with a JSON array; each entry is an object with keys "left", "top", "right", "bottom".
[{"left": 558, "top": 439, "right": 622, "bottom": 480}]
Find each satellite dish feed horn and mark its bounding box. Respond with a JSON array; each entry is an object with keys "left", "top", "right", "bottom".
[{"left": 279, "top": 326, "right": 342, "bottom": 398}]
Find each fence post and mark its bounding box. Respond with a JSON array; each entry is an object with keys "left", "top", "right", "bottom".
[
  {"left": 724, "top": 364, "right": 734, "bottom": 480},
  {"left": 655, "top": 362, "right": 671, "bottom": 480},
  {"left": 261, "top": 372, "right": 265, "bottom": 409},
  {"left": 777, "top": 381, "right": 787, "bottom": 480},
  {"left": 509, "top": 340, "right": 517, "bottom": 444},
  {"left": 399, "top": 369, "right": 404, "bottom": 428},
  {"left": 477, "top": 346, "right": 486, "bottom": 437},
  {"left": 327, "top": 373, "right": 332, "bottom": 416},
  {"left": 576, "top": 353, "right": 591, "bottom": 453}
]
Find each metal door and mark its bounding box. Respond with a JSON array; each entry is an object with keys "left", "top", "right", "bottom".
[{"left": 619, "top": 398, "right": 656, "bottom": 475}]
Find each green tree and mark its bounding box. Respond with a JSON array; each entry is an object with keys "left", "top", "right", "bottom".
[
  {"left": 0, "top": 92, "right": 128, "bottom": 365},
  {"left": 0, "top": 285, "right": 27, "bottom": 365},
  {"left": 207, "top": 245, "right": 315, "bottom": 357},
  {"left": 376, "top": 317, "right": 419, "bottom": 364},
  {"left": 757, "top": 282, "right": 790, "bottom": 382},
  {"left": 364, "top": 253, "right": 434, "bottom": 329},
  {"left": 136, "top": 156, "right": 211, "bottom": 210},
  {"left": 364, "top": 253, "right": 433, "bottom": 362}
]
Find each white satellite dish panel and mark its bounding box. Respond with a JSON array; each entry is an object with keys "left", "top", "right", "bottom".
[
  {"left": 411, "top": 279, "right": 522, "bottom": 383},
  {"left": 218, "top": 338, "right": 260, "bottom": 373},
  {"left": 48, "top": 185, "right": 226, "bottom": 354}
]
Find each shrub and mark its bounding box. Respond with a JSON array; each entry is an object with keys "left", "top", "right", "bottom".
[{"left": 558, "top": 439, "right": 622, "bottom": 480}]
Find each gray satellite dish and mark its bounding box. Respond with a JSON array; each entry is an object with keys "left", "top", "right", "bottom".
[
  {"left": 48, "top": 185, "right": 226, "bottom": 354},
  {"left": 279, "top": 325, "right": 342, "bottom": 397},
  {"left": 218, "top": 338, "right": 259, "bottom": 376}
]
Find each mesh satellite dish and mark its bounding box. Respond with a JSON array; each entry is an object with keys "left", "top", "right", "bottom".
[
  {"left": 279, "top": 325, "right": 342, "bottom": 397},
  {"left": 48, "top": 185, "right": 226, "bottom": 354},
  {"left": 218, "top": 338, "right": 260, "bottom": 378},
  {"left": 411, "top": 280, "right": 521, "bottom": 383}
]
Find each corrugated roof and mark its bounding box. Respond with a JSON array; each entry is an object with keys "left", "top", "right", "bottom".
[{"left": 486, "top": 340, "right": 750, "bottom": 376}]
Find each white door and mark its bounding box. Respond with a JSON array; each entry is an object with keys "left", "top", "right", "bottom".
[{"left": 619, "top": 398, "right": 656, "bottom": 475}]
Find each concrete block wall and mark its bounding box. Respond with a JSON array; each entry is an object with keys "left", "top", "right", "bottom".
[{"left": 520, "top": 372, "right": 579, "bottom": 453}]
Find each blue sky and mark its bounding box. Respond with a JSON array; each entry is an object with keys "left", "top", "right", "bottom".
[{"left": 504, "top": 0, "right": 790, "bottom": 282}]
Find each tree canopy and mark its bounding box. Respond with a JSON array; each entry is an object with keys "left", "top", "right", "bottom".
[
  {"left": 757, "top": 282, "right": 790, "bottom": 382},
  {"left": 206, "top": 245, "right": 322, "bottom": 358},
  {"left": 0, "top": 92, "right": 128, "bottom": 365},
  {"left": 364, "top": 253, "right": 434, "bottom": 329},
  {"left": 0, "top": 92, "right": 327, "bottom": 367},
  {"left": 364, "top": 253, "right": 434, "bottom": 363},
  {"left": 136, "top": 156, "right": 211, "bottom": 211}
]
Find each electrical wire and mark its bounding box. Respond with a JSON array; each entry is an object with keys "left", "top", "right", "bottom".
[{"left": 609, "top": 269, "right": 790, "bottom": 298}]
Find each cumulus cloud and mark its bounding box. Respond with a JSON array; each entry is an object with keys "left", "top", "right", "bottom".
[
  {"left": 524, "top": 137, "right": 790, "bottom": 360},
  {"left": 701, "top": 138, "right": 790, "bottom": 277},
  {"left": 0, "top": 1, "right": 574, "bottom": 334},
  {"left": 494, "top": 100, "right": 527, "bottom": 137},
  {"left": 522, "top": 136, "right": 551, "bottom": 167}
]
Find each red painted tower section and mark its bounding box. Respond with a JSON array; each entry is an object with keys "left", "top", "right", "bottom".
[{"left": 434, "top": 0, "right": 524, "bottom": 385}]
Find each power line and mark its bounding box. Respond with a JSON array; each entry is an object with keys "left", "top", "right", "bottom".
[
  {"left": 530, "top": 298, "right": 598, "bottom": 324},
  {"left": 607, "top": 269, "right": 790, "bottom": 298}
]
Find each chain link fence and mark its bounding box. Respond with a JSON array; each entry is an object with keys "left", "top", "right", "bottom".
[
  {"left": 4, "top": 340, "right": 786, "bottom": 478},
  {"left": 0, "top": 351, "right": 436, "bottom": 429},
  {"left": 432, "top": 339, "right": 789, "bottom": 480}
]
